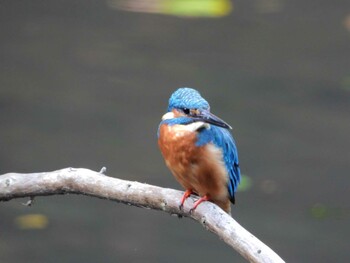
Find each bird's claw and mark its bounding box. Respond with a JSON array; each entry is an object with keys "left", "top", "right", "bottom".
[{"left": 179, "top": 189, "right": 192, "bottom": 211}]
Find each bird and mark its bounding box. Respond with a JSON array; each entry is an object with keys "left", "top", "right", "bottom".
[{"left": 157, "top": 87, "right": 240, "bottom": 214}]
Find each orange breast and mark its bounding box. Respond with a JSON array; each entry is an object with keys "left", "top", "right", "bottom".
[{"left": 158, "top": 123, "right": 230, "bottom": 212}]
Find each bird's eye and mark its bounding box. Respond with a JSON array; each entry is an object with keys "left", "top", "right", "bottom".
[{"left": 183, "top": 108, "right": 190, "bottom": 114}]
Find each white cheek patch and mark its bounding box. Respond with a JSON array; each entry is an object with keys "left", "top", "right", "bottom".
[
  {"left": 184, "top": 122, "right": 210, "bottom": 132},
  {"left": 162, "top": 111, "right": 210, "bottom": 133},
  {"left": 162, "top": 112, "right": 175, "bottom": 120},
  {"left": 170, "top": 122, "right": 209, "bottom": 139}
]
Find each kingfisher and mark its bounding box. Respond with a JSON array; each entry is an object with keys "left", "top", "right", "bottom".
[{"left": 158, "top": 87, "right": 240, "bottom": 214}]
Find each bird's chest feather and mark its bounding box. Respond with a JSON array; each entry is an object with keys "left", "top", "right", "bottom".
[
  {"left": 158, "top": 124, "right": 201, "bottom": 176},
  {"left": 158, "top": 123, "right": 228, "bottom": 200}
]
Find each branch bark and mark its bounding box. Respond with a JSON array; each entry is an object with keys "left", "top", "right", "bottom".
[{"left": 0, "top": 168, "right": 284, "bottom": 263}]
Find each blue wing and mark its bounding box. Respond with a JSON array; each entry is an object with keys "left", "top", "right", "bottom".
[{"left": 196, "top": 126, "right": 241, "bottom": 203}]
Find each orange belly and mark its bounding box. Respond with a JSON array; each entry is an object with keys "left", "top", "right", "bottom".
[{"left": 158, "top": 124, "right": 231, "bottom": 213}]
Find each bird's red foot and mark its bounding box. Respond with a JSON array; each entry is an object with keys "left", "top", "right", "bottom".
[
  {"left": 189, "top": 195, "right": 210, "bottom": 214},
  {"left": 179, "top": 189, "right": 193, "bottom": 210}
]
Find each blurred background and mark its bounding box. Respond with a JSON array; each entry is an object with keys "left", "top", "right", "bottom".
[{"left": 1, "top": 0, "right": 350, "bottom": 262}]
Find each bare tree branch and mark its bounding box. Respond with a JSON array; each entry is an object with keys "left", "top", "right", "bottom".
[{"left": 0, "top": 168, "right": 284, "bottom": 263}]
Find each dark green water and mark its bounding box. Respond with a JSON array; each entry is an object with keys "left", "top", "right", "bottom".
[{"left": 1, "top": 0, "right": 350, "bottom": 262}]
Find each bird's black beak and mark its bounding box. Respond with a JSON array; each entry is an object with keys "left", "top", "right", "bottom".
[{"left": 192, "top": 109, "right": 232, "bottom": 129}]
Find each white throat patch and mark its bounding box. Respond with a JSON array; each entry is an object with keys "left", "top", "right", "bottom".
[{"left": 162, "top": 112, "right": 175, "bottom": 120}]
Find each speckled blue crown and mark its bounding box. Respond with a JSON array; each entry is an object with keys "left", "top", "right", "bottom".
[{"left": 167, "top": 87, "right": 210, "bottom": 111}]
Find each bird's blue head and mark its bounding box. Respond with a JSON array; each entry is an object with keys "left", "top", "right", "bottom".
[
  {"left": 163, "top": 87, "right": 231, "bottom": 129},
  {"left": 168, "top": 88, "right": 210, "bottom": 112}
]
